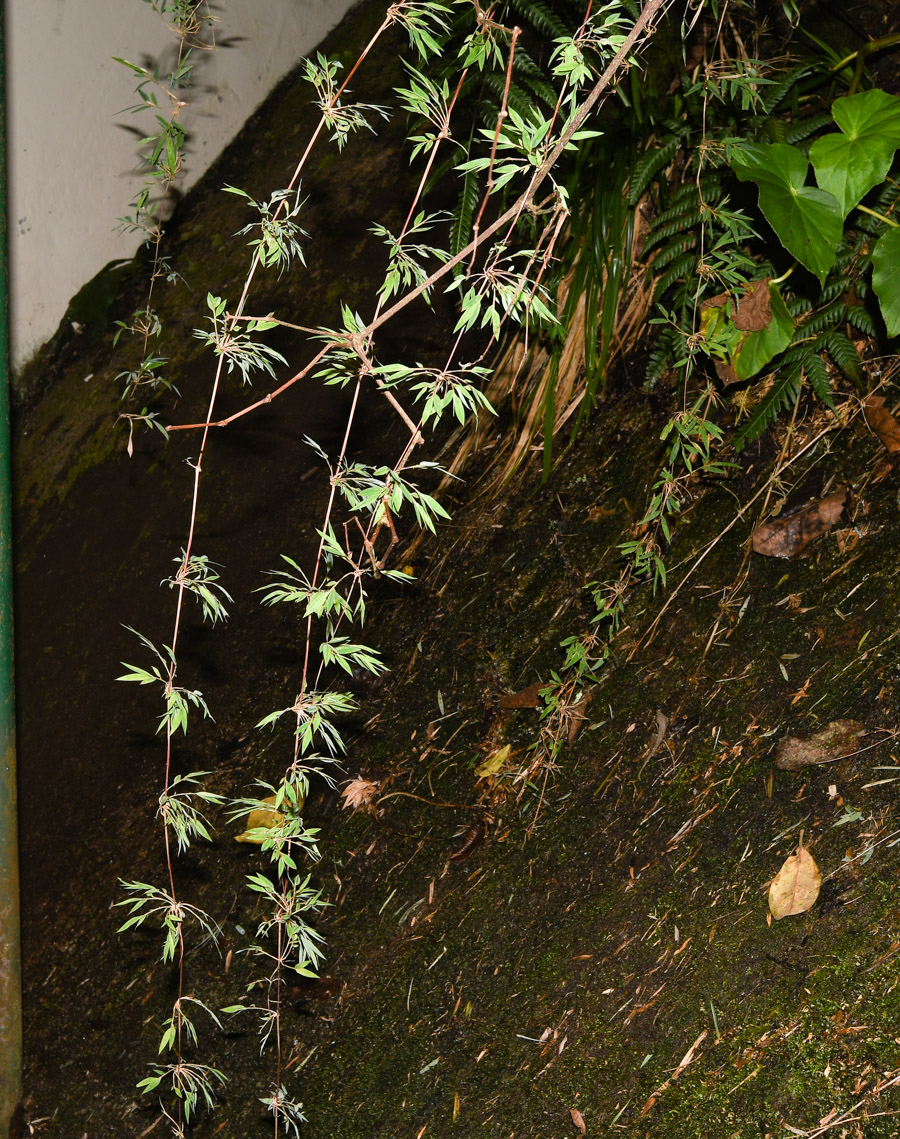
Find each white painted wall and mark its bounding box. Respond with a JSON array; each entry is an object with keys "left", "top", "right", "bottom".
[{"left": 7, "top": 0, "right": 357, "bottom": 371}]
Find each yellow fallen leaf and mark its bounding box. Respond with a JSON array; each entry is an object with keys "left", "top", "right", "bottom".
[
  {"left": 235, "top": 794, "right": 286, "bottom": 844},
  {"left": 474, "top": 744, "right": 511, "bottom": 779},
  {"left": 768, "top": 839, "right": 821, "bottom": 919}
]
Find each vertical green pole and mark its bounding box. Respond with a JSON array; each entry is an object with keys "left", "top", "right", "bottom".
[{"left": 0, "top": 2, "right": 21, "bottom": 1133}]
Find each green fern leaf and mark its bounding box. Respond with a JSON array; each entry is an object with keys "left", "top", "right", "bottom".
[
  {"left": 760, "top": 63, "right": 814, "bottom": 114},
  {"left": 804, "top": 350, "right": 835, "bottom": 410},
  {"left": 734, "top": 370, "right": 802, "bottom": 451},
  {"left": 509, "top": 0, "right": 568, "bottom": 39},
  {"left": 629, "top": 137, "right": 680, "bottom": 205},
  {"left": 823, "top": 329, "right": 861, "bottom": 385},
  {"left": 845, "top": 305, "right": 876, "bottom": 337},
  {"left": 450, "top": 166, "right": 480, "bottom": 263},
  {"left": 653, "top": 252, "right": 699, "bottom": 300},
  {"left": 785, "top": 111, "right": 832, "bottom": 145}
]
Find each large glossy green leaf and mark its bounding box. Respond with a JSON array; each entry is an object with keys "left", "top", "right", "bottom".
[
  {"left": 730, "top": 142, "right": 842, "bottom": 283},
  {"left": 872, "top": 227, "right": 900, "bottom": 337},
  {"left": 733, "top": 283, "right": 794, "bottom": 381},
  {"left": 810, "top": 90, "right": 900, "bottom": 217}
]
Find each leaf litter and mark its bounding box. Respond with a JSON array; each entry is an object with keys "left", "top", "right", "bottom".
[
  {"left": 751, "top": 489, "right": 850, "bottom": 557},
  {"left": 768, "top": 832, "right": 822, "bottom": 919}
]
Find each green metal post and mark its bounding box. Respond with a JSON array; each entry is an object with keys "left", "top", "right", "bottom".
[{"left": 0, "top": 2, "right": 22, "bottom": 1133}]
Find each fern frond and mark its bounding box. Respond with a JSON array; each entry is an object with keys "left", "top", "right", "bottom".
[
  {"left": 818, "top": 278, "right": 853, "bottom": 306},
  {"left": 650, "top": 238, "right": 695, "bottom": 274},
  {"left": 871, "top": 178, "right": 900, "bottom": 213},
  {"left": 643, "top": 211, "right": 703, "bottom": 253},
  {"left": 796, "top": 300, "right": 845, "bottom": 336},
  {"left": 760, "top": 63, "right": 813, "bottom": 113},
  {"left": 653, "top": 251, "right": 699, "bottom": 299},
  {"left": 823, "top": 329, "right": 861, "bottom": 385},
  {"left": 804, "top": 349, "right": 835, "bottom": 410},
  {"left": 785, "top": 111, "right": 832, "bottom": 145},
  {"left": 734, "top": 370, "right": 802, "bottom": 450},
  {"left": 450, "top": 166, "right": 480, "bottom": 263},
  {"left": 645, "top": 325, "right": 682, "bottom": 387},
  {"left": 787, "top": 296, "right": 813, "bottom": 318},
  {"left": 511, "top": 51, "right": 559, "bottom": 108},
  {"left": 509, "top": 0, "right": 568, "bottom": 39},
  {"left": 845, "top": 305, "right": 876, "bottom": 338},
  {"left": 628, "top": 137, "right": 681, "bottom": 205},
  {"left": 481, "top": 75, "right": 540, "bottom": 121}
]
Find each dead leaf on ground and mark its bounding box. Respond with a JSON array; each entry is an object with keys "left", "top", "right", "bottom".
[
  {"left": 499, "top": 681, "right": 545, "bottom": 709},
  {"left": 567, "top": 692, "right": 591, "bottom": 748},
  {"left": 569, "top": 1107, "right": 586, "bottom": 1134},
  {"left": 776, "top": 719, "right": 864, "bottom": 770},
  {"left": 864, "top": 394, "right": 900, "bottom": 453},
  {"left": 340, "top": 777, "right": 380, "bottom": 813},
  {"left": 751, "top": 489, "right": 849, "bottom": 558},
  {"left": 474, "top": 743, "right": 511, "bottom": 779},
  {"left": 641, "top": 709, "right": 669, "bottom": 760},
  {"left": 733, "top": 277, "right": 772, "bottom": 331},
  {"left": 235, "top": 795, "right": 286, "bottom": 843},
  {"left": 768, "top": 836, "right": 821, "bottom": 919}
]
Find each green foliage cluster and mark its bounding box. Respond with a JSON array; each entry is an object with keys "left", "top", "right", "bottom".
[
  {"left": 496, "top": 7, "right": 900, "bottom": 773},
  {"left": 639, "top": 58, "right": 900, "bottom": 445},
  {"left": 107, "top": 0, "right": 900, "bottom": 1129},
  {"left": 111, "top": 0, "right": 674, "bottom": 1132}
]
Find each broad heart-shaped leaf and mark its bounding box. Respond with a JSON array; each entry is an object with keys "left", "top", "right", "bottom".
[
  {"left": 810, "top": 90, "right": 900, "bottom": 217},
  {"left": 872, "top": 227, "right": 900, "bottom": 337},
  {"left": 730, "top": 142, "right": 842, "bottom": 283},
  {"left": 733, "top": 282, "right": 794, "bottom": 381}
]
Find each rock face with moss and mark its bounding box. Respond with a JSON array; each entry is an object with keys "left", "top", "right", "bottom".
[{"left": 14, "top": 1, "right": 900, "bottom": 1136}]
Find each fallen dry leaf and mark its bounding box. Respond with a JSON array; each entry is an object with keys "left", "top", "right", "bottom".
[
  {"left": 768, "top": 838, "right": 821, "bottom": 919},
  {"left": 499, "top": 681, "right": 545, "bottom": 709},
  {"left": 714, "top": 358, "right": 741, "bottom": 387},
  {"left": 733, "top": 277, "right": 772, "bottom": 331},
  {"left": 864, "top": 394, "right": 900, "bottom": 453},
  {"left": 235, "top": 795, "right": 286, "bottom": 843},
  {"left": 474, "top": 744, "right": 511, "bottom": 779},
  {"left": 566, "top": 692, "right": 591, "bottom": 748},
  {"left": 751, "top": 490, "right": 849, "bottom": 558},
  {"left": 776, "top": 719, "right": 863, "bottom": 770},
  {"left": 340, "top": 777, "right": 380, "bottom": 813},
  {"left": 569, "top": 1107, "right": 586, "bottom": 1134}
]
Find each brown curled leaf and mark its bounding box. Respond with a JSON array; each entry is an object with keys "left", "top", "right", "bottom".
[
  {"left": 499, "top": 681, "right": 545, "bottom": 709},
  {"left": 733, "top": 278, "right": 772, "bottom": 331},
  {"left": 569, "top": 1107, "right": 586, "bottom": 1134},
  {"left": 714, "top": 358, "right": 741, "bottom": 387},
  {"left": 864, "top": 394, "right": 900, "bottom": 453},
  {"left": 776, "top": 719, "right": 864, "bottom": 770},
  {"left": 566, "top": 692, "right": 591, "bottom": 748},
  {"left": 751, "top": 489, "right": 849, "bottom": 558},
  {"left": 768, "top": 839, "right": 821, "bottom": 919}
]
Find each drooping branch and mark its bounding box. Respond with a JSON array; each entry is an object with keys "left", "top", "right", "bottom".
[{"left": 167, "top": 0, "right": 669, "bottom": 434}]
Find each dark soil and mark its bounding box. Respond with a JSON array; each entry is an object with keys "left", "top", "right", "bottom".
[{"left": 13, "top": 2, "right": 900, "bottom": 1138}]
